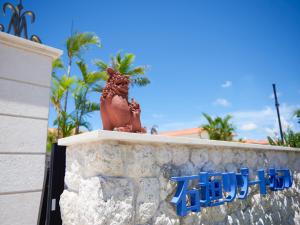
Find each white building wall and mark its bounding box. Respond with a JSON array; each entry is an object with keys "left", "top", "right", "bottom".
[{"left": 0, "top": 32, "right": 62, "bottom": 225}]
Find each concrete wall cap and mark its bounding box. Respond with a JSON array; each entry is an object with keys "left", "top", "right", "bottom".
[
  {"left": 58, "top": 130, "right": 300, "bottom": 152},
  {"left": 0, "top": 32, "right": 63, "bottom": 59}
]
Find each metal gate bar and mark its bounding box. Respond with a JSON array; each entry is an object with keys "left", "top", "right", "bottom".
[{"left": 38, "top": 143, "right": 66, "bottom": 225}]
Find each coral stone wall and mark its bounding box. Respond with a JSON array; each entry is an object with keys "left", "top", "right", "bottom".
[{"left": 59, "top": 131, "right": 300, "bottom": 225}]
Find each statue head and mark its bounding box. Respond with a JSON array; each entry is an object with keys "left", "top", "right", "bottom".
[{"left": 106, "top": 67, "right": 115, "bottom": 77}]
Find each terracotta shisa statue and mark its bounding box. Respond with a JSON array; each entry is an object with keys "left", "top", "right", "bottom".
[{"left": 100, "top": 68, "right": 146, "bottom": 133}]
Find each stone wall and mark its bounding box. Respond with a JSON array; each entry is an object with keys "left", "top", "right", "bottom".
[
  {"left": 0, "top": 32, "right": 62, "bottom": 225},
  {"left": 59, "top": 130, "right": 300, "bottom": 225}
]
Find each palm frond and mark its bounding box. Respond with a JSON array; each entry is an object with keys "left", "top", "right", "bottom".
[
  {"left": 295, "top": 109, "right": 300, "bottom": 124},
  {"left": 52, "top": 58, "right": 64, "bottom": 70},
  {"left": 85, "top": 101, "right": 100, "bottom": 113},
  {"left": 119, "top": 53, "right": 135, "bottom": 74},
  {"left": 202, "top": 113, "right": 213, "bottom": 125},
  {"left": 96, "top": 51, "right": 150, "bottom": 89},
  {"left": 76, "top": 61, "right": 88, "bottom": 82},
  {"left": 130, "top": 76, "right": 150, "bottom": 87},
  {"left": 60, "top": 75, "right": 76, "bottom": 90},
  {"left": 116, "top": 51, "right": 122, "bottom": 64},
  {"left": 111, "top": 55, "right": 120, "bottom": 71},
  {"left": 87, "top": 71, "right": 109, "bottom": 84},
  {"left": 92, "top": 84, "right": 104, "bottom": 93},
  {"left": 53, "top": 111, "right": 76, "bottom": 137},
  {"left": 67, "top": 32, "right": 101, "bottom": 58},
  {"left": 201, "top": 113, "right": 235, "bottom": 141},
  {"left": 80, "top": 120, "right": 92, "bottom": 131},
  {"left": 127, "top": 66, "right": 146, "bottom": 76},
  {"left": 50, "top": 75, "right": 75, "bottom": 114},
  {"left": 95, "top": 60, "right": 108, "bottom": 72}
]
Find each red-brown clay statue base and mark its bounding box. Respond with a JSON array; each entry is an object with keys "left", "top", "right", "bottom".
[{"left": 100, "top": 68, "right": 146, "bottom": 133}]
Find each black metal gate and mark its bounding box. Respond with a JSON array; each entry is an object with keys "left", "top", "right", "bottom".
[{"left": 38, "top": 143, "right": 66, "bottom": 225}]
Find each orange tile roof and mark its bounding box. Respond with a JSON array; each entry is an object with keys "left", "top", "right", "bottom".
[
  {"left": 160, "top": 128, "right": 268, "bottom": 145},
  {"left": 160, "top": 128, "right": 203, "bottom": 136},
  {"left": 242, "top": 139, "right": 269, "bottom": 145}
]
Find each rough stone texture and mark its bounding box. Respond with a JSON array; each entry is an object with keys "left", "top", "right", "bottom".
[
  {"left": 136, "top": 178, "right": 160, "bottom": 224},
  {"left": 60, "top": 176, "right": 134, "bottom": 225},
  {"left": 125, "top": 144, "right": 159, "bottom": 178},
  {"left": 60, "top": 139, "right": 300, "bottom": 225}
]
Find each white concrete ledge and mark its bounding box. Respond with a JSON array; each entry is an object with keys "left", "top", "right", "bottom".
[
  {"left": 0, "top": 32, "right": 62, "bottom": 60},
  {"left": 58, "top": 130, "right": 300, "bottom": 152}
]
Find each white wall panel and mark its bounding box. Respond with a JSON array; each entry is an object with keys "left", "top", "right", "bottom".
[
  {"left": 0, "top": 115, "right": 48, "bottom": 153},
  {"left": 0, "top": 42, "right": 52, "bottom": 87},
  {"left": 0, "top": 78, "right": 50, "bottom": 118},
  {"left": 0, "top": 191, "right": 41, "bottom": 225},
  {"left": 0, "top": 154, "right": 45, "bottom": 194}
]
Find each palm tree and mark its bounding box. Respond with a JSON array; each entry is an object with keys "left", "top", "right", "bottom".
[
  {"left": 50, "top": 32, "right": 101, "bottom": 139},
  {"left": 51, "top": 58, "right": 75, "bottom": 137},
  {"left": 201, "top": 113, "right": 235, "bottom": 141},
  {"left": 46, "top": 129, "right": 57, "bottom": 152},
  {"left": 95, "top": 51, "right": 150, "bottom": 87},
  {"left": 53, "top": 111, "right": 76, "bottom": 138},
  {"left": 71, "top": 61, "right": 106, "bottom": 134},
  {"left": 63, "top": 32, "right": 101, "bottom": 113},
  {"left": 268, "top": 129, "right": 300, "bottom": 148},
  {"left": 50, "top": 74, "right": 75, "bottom": 138}
]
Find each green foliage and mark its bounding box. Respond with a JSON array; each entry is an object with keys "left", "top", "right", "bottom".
[
  {"left": 76, "top": 61, "right": 108, "bottom": 84},
  {"left": 95, "top": 51, "right": 150, "bottom": 87},
  {"left": 53, "top": 111, "right": 76, "bottom": 137},
  {"left": 50, "top": 73, "right": 75, "bottom": 137},
  {"left": 66, "top": 32, "right": 101, "bottom": 59},
  {"left": 63, "top": 32, "right": 101, "bottom": 124},
  {"left": 267, "top": 129, "right": 300, "bottom": 148},
  {"left": 52, "top": 58, "right": 64, "bottom": 71},
  {"left": 201, "top": 113, "right": 235, "bottom": 141},
  {"left": 50, "top": 31, "right": 102, "bottom": 139},
  {"left": 71, "top": 61, "right": 103, "bottom": 134},
  {"left": 295, "top": 109, "right": 300, "bottom": 124},
  {"left": 46, "top": 131, "right": 57, "bottom": 152}
]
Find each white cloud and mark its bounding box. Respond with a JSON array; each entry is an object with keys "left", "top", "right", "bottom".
[
  {"left": 221, "top": 81, "right": 232, "bottom": 88},
  {"left": 213, "top": 98, "right": 231, "bottom": 107},
  {"left": 240, "top": 123, "right": 257, "bottom": 131},
  {"left": 153, "top": 104, "right": 299, "bottom": 139},
  {"left": 231, "top": 103, "right": 299, "bottom": 138}
]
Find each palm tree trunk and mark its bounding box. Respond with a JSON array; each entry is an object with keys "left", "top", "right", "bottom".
[
  {"left": 54, "top": 105, "right": 61, "bottom": 139},
  {"left": 62, "top": 57, "right": 72, "bottom": 134},
  {"left": 75, "top": 88, "right": 89, "bottom": 134},
  {"left": 63, "top": 57, "right": 72, "bottom": 112},
  {"left": 57, "top": 112, "right": 61, "bottom": 138}
]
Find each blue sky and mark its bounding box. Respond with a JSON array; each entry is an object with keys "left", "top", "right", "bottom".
[{"left": 4, "top": 0, "right": 299, "bottom": 139}]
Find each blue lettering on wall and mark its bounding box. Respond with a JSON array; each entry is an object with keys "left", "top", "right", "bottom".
[{"left": 170, "top": 168, "right": 293, "bottom": 217}]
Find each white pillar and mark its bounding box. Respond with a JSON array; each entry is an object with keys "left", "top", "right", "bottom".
[{"left": 0, "top": 32, "right": 62, "bottom": 225}]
